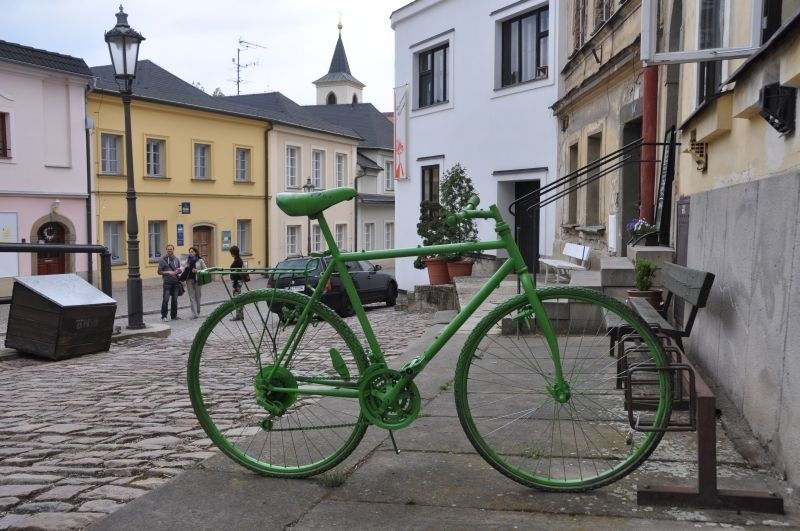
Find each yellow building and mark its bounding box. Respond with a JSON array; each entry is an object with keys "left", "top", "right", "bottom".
[{"left": 90, "top": 60, "right": 271, "bottom": 281}]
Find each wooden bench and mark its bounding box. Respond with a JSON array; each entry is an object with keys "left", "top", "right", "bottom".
[{"left": 538, "top": 242, "right": 590, "bottom": 284}]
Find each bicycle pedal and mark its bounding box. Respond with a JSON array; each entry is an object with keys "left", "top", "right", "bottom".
[{"left": 389, "top": 430, "right": 401, "bottom": 454}]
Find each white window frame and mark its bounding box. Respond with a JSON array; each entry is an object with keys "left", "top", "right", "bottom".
[
  {"left": 100, "top": 133, "right": 122, "bottom": 174},
  {"left": 384, "top": 160, "right": 395, "bottom": 191},
  {"left": 237, "top": 219, "right": 251, "bottom": 253},
  {"left": 193, "top": 142, "right": 211, "bottom": 179},
  {"left": 147, "top": 220, "right": 166, "bottom": 261},
  {"left": 145, "top": 138, "right": 166, "bottom": 177},
  {"left": 235, "top": 147, "right": 250, "bottom": 181},
  {"left": 411, "top": 30, "right": 455, "bottom": 114},
  {"left": 384, "top": 221, "right": 394, "bottom": 250},
  {"left": 311, "top": 149, "right": 325, "bottom": 189},
  {"left": 287, "top": 225, "right": 300, "bottom": 256},
  {"left": 363, "top": 222, "right": 375, "bottom": 251},
  {"left": 104, "top": 221, "right": 123, "bottom": 264},
  {"left": 286, "top": 145, "right": 300, "bottom": 188},
  {"left": 335, "top": 153, "right": 348, "bottom": 187},
  {"left": 335, "top": 223, "right": 348, "bottom": 251},
  {"left": 311, "top": 224, "right": 323, "bottom": 253},
  {"left": 640, "top": 0, "right": 761, "bottom": 65}
]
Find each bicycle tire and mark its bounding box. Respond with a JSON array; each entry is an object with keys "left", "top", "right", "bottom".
[
  {"left": 187, "top": 289, "right": 369, "bottom": 477},
  {"left": 454, "top": 286, "right": 672, "bottom": 492}
]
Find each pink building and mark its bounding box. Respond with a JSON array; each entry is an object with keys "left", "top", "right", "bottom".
[{"left": 0, "top": 40, "right": 93, "bottom": 295}]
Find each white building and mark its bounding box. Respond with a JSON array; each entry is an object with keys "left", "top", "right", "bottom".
[{"left": 391, "top": 0, "right": 559, "bottom": 290}]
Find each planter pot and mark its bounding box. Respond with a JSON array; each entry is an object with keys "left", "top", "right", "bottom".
[
  {"left": 626, "top": 289, "right": 663, "bottom": 310},
  {"left": 425, "top": 258, "right": 451, "bottom": 285},
  {"left": 446, "top": 260, "right": 473, "bottom": 279}
]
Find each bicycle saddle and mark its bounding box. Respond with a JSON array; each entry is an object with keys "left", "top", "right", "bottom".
[{"left": 276, "top": 187, "right": 357, "bottom": 217}]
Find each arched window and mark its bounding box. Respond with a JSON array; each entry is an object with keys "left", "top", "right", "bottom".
[
  {"left": 352, "top": 94, "right": 358, "bottom": 104},
  {"left": 326, "top": 92, "right": 337, "bottom": 105}
]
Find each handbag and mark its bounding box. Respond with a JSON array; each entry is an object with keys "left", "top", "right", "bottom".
[
  {"left": 243, "top": 273, "right": 251, "bottom": 283},
  {"left": 177, "top": 282, "right": 186, "bottom": 296}
]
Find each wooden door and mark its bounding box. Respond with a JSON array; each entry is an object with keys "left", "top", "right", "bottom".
[
  {"left": 36, "top": 222, "right": 66, "bottom": 275},
  {"left": 193, "top": 226, "right": 213, "bottom": 266}
]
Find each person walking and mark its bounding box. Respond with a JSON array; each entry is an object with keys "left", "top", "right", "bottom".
[
  {"left": 183, "top": 246, "right": 206, "bottom": 319},
  {"left": 229, "top": 245, "right": 244, "bottom": 321},
  {"left": 158, "top": 244, "right": 183, "bottom": 321}
]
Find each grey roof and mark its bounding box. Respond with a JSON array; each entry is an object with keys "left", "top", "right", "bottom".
[
  {"left": 357, "top": 193, "right": 394, "bottom": 205},
  {"left": 304, "top": 103, "right": 393, "bottom": 150},
  {"left": 0, "top": 40, "right": 91, "bottom": 77},
  {"left": 91, "top": 60, "right": 360, "bottom": 140},
  {"left": 357, "top": 152, "right": 382, "bottom": 171},
  {"left": 313, "top": 34, "right": 364, "bottom": 87}
]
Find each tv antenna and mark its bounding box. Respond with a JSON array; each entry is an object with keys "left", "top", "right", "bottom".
[{"left": 232, "top": 38, "right": 266, "bottom": 95}]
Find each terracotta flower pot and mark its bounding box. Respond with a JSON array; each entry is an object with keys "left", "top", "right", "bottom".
[
  {"left": 446, "top": 260, "right": 473, "bottom": 279},
  {"left": 626, "top": 289, "right": 663, "bottom": 310},
  {"left": 425, "top": 258, "right": 451, "bottom": 285}
]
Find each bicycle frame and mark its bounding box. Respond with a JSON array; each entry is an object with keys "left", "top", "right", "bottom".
[{"left": 266, "top": 202, "right": 567, "bottom": 405}]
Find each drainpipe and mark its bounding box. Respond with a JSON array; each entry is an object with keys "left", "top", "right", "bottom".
[
  {"left": 353, "top": 168, "right": 365, "bottom": 252},
  {"left": 640, "top": 66, "right": 658, "bottom": 223},
  {"left": 85, "top": 82, "right": 94, "bottom": 285},
  {"left": 264, "top": 122, "right": 273, "bottom": 266}
]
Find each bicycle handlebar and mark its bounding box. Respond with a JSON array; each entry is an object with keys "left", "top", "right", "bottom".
[{"left": 445, "top": 194, "right": 487, "bottom": 226}]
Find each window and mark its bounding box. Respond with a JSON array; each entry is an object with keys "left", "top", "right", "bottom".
[
  {"left": 418, "top": 44, "right": 448, "bottom": 108},
  {"left": 335, "top": 153, "right": 347, "bottom": 187},
  {"left": 146, "top": 138, "right": 165, "bottom": 176},
  {"left": 421, "top": 164, "right": 440, "bottom": 202},
  {"left": 573, "top": 0, "right": 586, "bottom": 50},
  {"left": 567, "top": 143, "right": 579, "bottom": 224},
  {"left": 0, "top": 112, "right": 9, "bottom": 158},
  {"left": 100, "top": 133, "right": 121, "bottom": 174},
  {"left": 384, "top": 160, "right": 395, "bottom": 191},
  {"left": 335, "top": 224, "right": 348, "bottom": 251},
  {"left": 697, "top": 0, "right": 723, "bottom": 105},
  {"left": 312, "top": 149, "right": 325, "bottom": 189},
  {"left": 237, "top": 220, "right": 251, "bottom": 253},
  {"left": 327, "top": 92, "right": 337, "bottom": 105},
  {"left": 502, "top": 6, "right": 549, "bottom": 87},
  {"left": 593, "top": 0, "right": 611, "bottom": 29},
  {"left": 147, "top": 221, "right": 166, "bottom": 260},
  {"left": 364, "top": 223, "right": 375, "bottom": 251},
  {"left": 103, "top": 221, "right": 123, "bottom": 264},
  {"left": 286, "top": 146, "right": 299, "bottom": 187},
  {"left": 586, "top": 133, "right": 602, "bottom": 226},
  {"left": 311, "top": 224, "right": 323, "bottom": 253},
  {"left": 286, "top": 225, "right": 300, "bottom": 256},
  {"left": 384, "top": 222, "right": 395, "bottom": 250},
  {"left": 235, "top": 147, "right": 250, "bottom": 181},
  {"left": 194, "top": 143, "right": 211, "bottom": 179}
]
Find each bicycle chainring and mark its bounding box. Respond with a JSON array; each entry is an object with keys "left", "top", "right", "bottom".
[{"left": 358, "top": 365, "right": 420, "bottom": 430}]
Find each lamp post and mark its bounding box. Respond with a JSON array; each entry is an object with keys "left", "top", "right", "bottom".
[
  {"left": 105, "top": 6, "right": 146, "bottom": 329},
  {"left": 302, "top": 177, "right": 315, "bottom": 255}
]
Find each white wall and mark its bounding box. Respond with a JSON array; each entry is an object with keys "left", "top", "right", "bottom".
[{"left": 392, "top": 0, "right": 559, "bottom": 290}]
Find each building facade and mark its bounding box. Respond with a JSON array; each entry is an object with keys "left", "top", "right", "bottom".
[
  {"left": 391, "top": 0, "right": 559, "bottom": 290},
  {"left": 90, "top": 61, "right": 270, "bottom": 281},
  {"left": 0, "top": 41, "right": 93, "bottom": 296}
]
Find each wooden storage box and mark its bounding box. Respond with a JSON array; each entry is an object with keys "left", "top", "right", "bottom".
[{"left": 5, "top": 274, "right": 117, "bottom": 360}]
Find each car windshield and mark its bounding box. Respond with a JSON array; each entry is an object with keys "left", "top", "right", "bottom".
[{"left": 274, "top": 258, "right": 321, "bottom": 275}]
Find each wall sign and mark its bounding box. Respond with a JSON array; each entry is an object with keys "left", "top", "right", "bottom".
[
  {"left": 221, "top": 230, "right": 231, "bottom": 250},
  {"left": 177, "top": 224, "right": 184, "bottom": 246},
  {"left": 181, "top": 202, "right": 191, "bottom": 214}
]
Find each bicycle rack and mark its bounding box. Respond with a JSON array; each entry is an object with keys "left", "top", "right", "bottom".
[{"left": 632, "top": 352, "right": 785, "bottom": 513}]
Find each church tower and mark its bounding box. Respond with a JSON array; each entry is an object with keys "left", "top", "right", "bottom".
[{"left": 313, "top": 21, "right": 365, "bottom": 105}]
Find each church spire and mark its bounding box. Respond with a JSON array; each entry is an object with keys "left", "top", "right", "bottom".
[{"left": 313, "top": 18, "right": 365, "bottom": 104}]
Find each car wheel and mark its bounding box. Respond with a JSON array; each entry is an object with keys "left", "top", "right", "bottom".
[
  {"left": 338, "top": 295, "right": 354, "bottom": 317},
  {"left": 385, "top": 282, "right": 398, "bottom": 307}
]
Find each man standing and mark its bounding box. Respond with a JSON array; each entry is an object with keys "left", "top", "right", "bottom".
[{"left": 158, "top": 244, "right": 182, "bottom": 321}]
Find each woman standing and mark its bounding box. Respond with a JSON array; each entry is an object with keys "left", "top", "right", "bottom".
[
  {"left": 229, "top": 245, "right": 244, "bottom": 321},
  {"left": 184, "top": 246, "right": 206, "bottom": 319}
]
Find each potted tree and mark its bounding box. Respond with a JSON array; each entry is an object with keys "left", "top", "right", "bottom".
[
  {"left": 415, "top": 200, "right": 451, "bottom": 284},
  {"left": 439, "top": 163, "right": 478, "bottom": 279},
  {"left": 627, "top": 258, "right": 662, "bottom": 309}
]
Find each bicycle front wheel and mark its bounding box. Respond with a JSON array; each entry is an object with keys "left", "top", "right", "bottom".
[
  {"left": 455, "top": 286, "right": 672, "bottom": 492},
  {"left": 188, "top": 289, "right": 369, "bottom": 477}
]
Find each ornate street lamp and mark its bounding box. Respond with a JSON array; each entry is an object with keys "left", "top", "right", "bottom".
[
  {"left": 302, "top": 177, "right": 315, "bottom": 255},
  {"left": 105, "top": 6, "right": 146, "bottom": 329}
]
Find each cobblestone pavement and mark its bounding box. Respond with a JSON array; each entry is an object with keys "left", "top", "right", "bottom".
[{"left": 0, "top": 302, "right": 430, "bottom": 530}]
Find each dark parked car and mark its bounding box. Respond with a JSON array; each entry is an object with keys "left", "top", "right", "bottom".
[{"left": 266, "top": 256, "right": 398, "bottom": 317}]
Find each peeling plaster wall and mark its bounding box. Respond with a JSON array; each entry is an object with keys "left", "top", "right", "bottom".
[{"left": 686, "top": 171, "right": 800, "bottom": 486}]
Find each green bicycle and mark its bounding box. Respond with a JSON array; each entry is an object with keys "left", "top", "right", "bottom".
[{"left": 187, "top": 187, "right": 672, "bottom": 492}]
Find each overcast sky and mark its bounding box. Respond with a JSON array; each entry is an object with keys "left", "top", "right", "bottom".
[{"left": 2, "top": 0, "right": 409, "bottom": 112}]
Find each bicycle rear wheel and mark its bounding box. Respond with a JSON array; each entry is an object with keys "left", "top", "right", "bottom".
[
  {"left": 187, "top": 289, "right": 369, "bottom": 477},
  {"left": 455, "top": 286, "right": 672, "bottom": 491}
]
